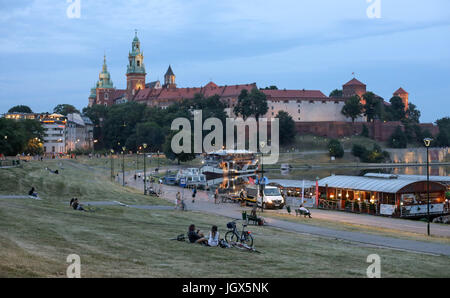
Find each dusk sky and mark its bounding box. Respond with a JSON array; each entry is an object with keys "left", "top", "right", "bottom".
[{"left": 0, "top": 0, "right": 449, "bottom": 123}]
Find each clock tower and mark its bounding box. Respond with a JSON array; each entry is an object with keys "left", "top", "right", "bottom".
[{"left": 126, "top": 30, "right": 146, "bottom": 98}]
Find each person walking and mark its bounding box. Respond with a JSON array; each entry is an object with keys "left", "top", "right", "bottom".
[{"left": 192, "top": 186, "right": 197, "bottom": 203}]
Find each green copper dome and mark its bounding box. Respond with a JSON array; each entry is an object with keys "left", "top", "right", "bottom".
[
  {"left": 97, "top": 55, "right": 114, "bottom": 89},
  {"left": 127, "top": 32, "right": 146, "bottom": 75},
  {"left": 89, "top": 86, "right": 97, "bottom": 99}
]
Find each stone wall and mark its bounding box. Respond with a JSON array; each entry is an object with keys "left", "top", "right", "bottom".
[{"left": 294, "top": 120, "right": 439, "bottom": 142}]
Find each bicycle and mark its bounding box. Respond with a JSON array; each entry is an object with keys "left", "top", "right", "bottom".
[{"left": 225, "top": 220, "right": 254, "bottom": 247}]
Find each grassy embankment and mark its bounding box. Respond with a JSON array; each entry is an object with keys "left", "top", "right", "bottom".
[{"left": 0, "top": 159, "right": 449, "bottom": 277}]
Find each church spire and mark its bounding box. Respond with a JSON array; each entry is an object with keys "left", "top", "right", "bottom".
[
  {"left": 97, "top": 55, "right": 114, "bottom": 89},
  {"left": 164, "top": 65, "right": 176, "bottom": 88}
]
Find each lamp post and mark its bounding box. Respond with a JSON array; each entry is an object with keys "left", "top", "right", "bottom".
[
  {"left": 424, "top": 137, "right": 433, "bottom": 236},
  {"left": 143, "top": 143, "right": 147, "bottom": 195},
  {"left": 259, "top": 141, "right": 266, "bottom": 213},
  {"left": 157, "top": 150, "right": 160, "bottom": 172},
  {"left": 110, "top": 149, "right": 114, "bottom": 181},
  {"left": 122, "top": 146, "right": 126, "bottom": 187}
]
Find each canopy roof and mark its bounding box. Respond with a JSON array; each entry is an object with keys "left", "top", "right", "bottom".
[{"left": 318, "top": 175, "right": 444, "bottom": 193}]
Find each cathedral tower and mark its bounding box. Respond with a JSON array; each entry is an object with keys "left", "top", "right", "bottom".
[
  {"left": 164, "top": 65, "right": 176, "bottom": 88},
  {"left": 126, "top": 31, "right": 146, "bottom": 98},
  {"left": 95, "top": 55, "right": 115, "bottom": 106}
]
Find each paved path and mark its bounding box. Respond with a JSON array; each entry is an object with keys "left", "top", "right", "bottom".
[
  {"left": 0, "top": 195, "right": 41, "bottom": 200},
  {"left": 122, "top": 173, "right": 450, "bottom": 256},
  {"left": 83, "top": 201, "right": 173, "bottom": 210}
]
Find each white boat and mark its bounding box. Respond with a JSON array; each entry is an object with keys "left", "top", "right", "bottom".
[
  {"left": 201, "top": 149, "right": 259, "bottom": 179},
  {"left": 176, "top": 168, "right": 207, "bottom": 188}
]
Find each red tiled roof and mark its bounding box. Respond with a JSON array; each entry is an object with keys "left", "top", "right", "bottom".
[
  {"left": 394, "top": 87, "right": 408, "bottom": 95},
  {"left": 343, "top": 78, "right": 366, "bottom": 87},
  {"left": 112, "top": 89, "right": 126, "bottom": 100},
  {"left": 133, "top": 82, "right": 257, "bottom": 104},
  {"left": 262, "top": 89, "right": 327, "bottom": 99}
]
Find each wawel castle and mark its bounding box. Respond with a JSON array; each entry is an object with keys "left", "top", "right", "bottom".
[{"left": 88, "top": 32, "right": 409, "bottom": 124}]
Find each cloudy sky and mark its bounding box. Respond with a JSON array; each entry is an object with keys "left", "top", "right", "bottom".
[{"left": 0, "top": 0, "right": 449, "bottom": 122}]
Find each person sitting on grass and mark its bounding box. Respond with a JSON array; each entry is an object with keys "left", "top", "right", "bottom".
[
  {"left": 188, "top": 224, "right": 208, "bottom": 245},
  {"left": 71, "top": 198, "right": 86, "bottom": 211},
  {"left": 28, "top": 187, "right": 38, "bottom": 197},
  {"left": 298, "top": 204, "right": 312, "bottom": 218},
  {"left": 208, "top": 225, "right": 220, "bottom": 247}
]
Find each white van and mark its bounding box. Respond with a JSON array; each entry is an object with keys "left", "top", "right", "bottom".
[{"left": 241, "top": 185, "right": 285, "bottom": 209}]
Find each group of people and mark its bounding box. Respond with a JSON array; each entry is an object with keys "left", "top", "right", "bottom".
[{"left": 188, "top": 224, "right": 220, "bottom": 247}]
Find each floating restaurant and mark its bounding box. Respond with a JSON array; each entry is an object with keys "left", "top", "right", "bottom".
[{"left": 317, "top": 174, "right": 449, "bottom": 218}]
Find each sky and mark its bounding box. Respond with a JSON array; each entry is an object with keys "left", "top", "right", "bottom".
[{"left": 0, "top": 0, "right": 449, "bottom": 123}]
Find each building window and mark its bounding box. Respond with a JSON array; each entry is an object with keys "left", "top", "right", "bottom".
[
  {"left": 322, "top": 101, "right": 326, "bottom": 104},
  {"left": 298, "top": 109, "right": 301, "bottom": 113},
  {"left": 272, "top": 112, "right": 274, "bottom": 116},
  {"left": 137, "top": 60, "right": 140, "bottom": 67},
  {"left": 105, "top": 93, "right": 108, "bottom": 99},
  {"left": 309, "top": 100, "right": 314, "bottom": 104},
  {"left": 335, "top": 101, "right": 339, "bottom": 104}
]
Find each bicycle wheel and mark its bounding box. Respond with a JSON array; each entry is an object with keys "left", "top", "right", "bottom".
[
  {"left": 225, "top": 231, "right": 239, "bottom": 245},
  {"left": 242, "top": 232, "right": 254, "bottom": 247}
]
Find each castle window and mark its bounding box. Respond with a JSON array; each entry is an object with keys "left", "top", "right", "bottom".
[
  {"left": 137, "top": 61, "right": 140, "bottom": 67},
  {"left": 105, "top": 93, "right": 108, "bottom": 99}
]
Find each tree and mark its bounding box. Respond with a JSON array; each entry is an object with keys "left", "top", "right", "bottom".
[
  {"left": 386, "top": 96, "right": 406, "bottom": 121},
  {"left": 83, "top": 104, "right": 109, "bottom": 150},
  {"left": 8, "top": 105, "right": 33, "bottom": 114},
  {"left": 262, "top": 86, "right": 278, "bottom": 90},
  {"left": 233, "top": 88, "right": 268, "bottom": 120},
  {"left": 436, "top": 117, "right": 450, "bottom": 147},
  {"left": 352, "top": 144, "right": 367, "bottom": 159},
  {"left": 53, "top": 104, "right": 80, "bottom": 116},
  {"left": 102, "top": 102, "right": 147, "bottom": 151},
  {"left": 360, "top": 124, "right": 369, "bottom": 138},
  {"left": 0, "top": 118, "right": 43, "bottom": 156},
  {"left": 329, "top": 89, "right": 343, "bottom": 98},
  {"left": 341, "top": 96, "right": 363, "bottom": 123},
  {"left": 162, "top": 130, "right": 196, "bottom": 164},
  {"left": 363, "top": 92, "right": 381, "bottom": 122},
  {"left": 406, "top": 103, "right": 421, "bottom": 124},
  {"left": 327, "top": 139, "right": 344, "bottom": 158},
  {"left": 275, "top": 111, "right": 296, "bottom": 145},
  {"left": 388, "top": 126, "right": 408, "bottom": 148}
]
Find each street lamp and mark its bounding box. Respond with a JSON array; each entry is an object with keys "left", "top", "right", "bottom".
[
  {"left": 424, "top": 137, "right": 433, "bottom": 236},
  {"left": 259, "top": 141, "right": 266, "bottom": 213},
  {"left": 143, "top": 143, "right": 147, "bottom": 195},
  {"left": 110, "top": 149, "right": 114, "bottom": 181},
  {"left": 122, "top": 146, "right": 126, "bottom": 187}
]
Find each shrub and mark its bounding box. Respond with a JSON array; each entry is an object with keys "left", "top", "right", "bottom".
[{"left": 327, "top": 139, "right": 344, "bottom": 158}]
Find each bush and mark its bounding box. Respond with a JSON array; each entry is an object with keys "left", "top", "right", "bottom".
[
  {"left": 352, "top": 144, "right": 367, "bottom": 158},
  {"left": 327, "top": 139, "right": 344, "bottom": 158},
  {"left": 352, "top": 144, "right": 390, "bottom": 163},
  {"left": 388, "top": 126, "right": 408, "bottom": 148}
]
